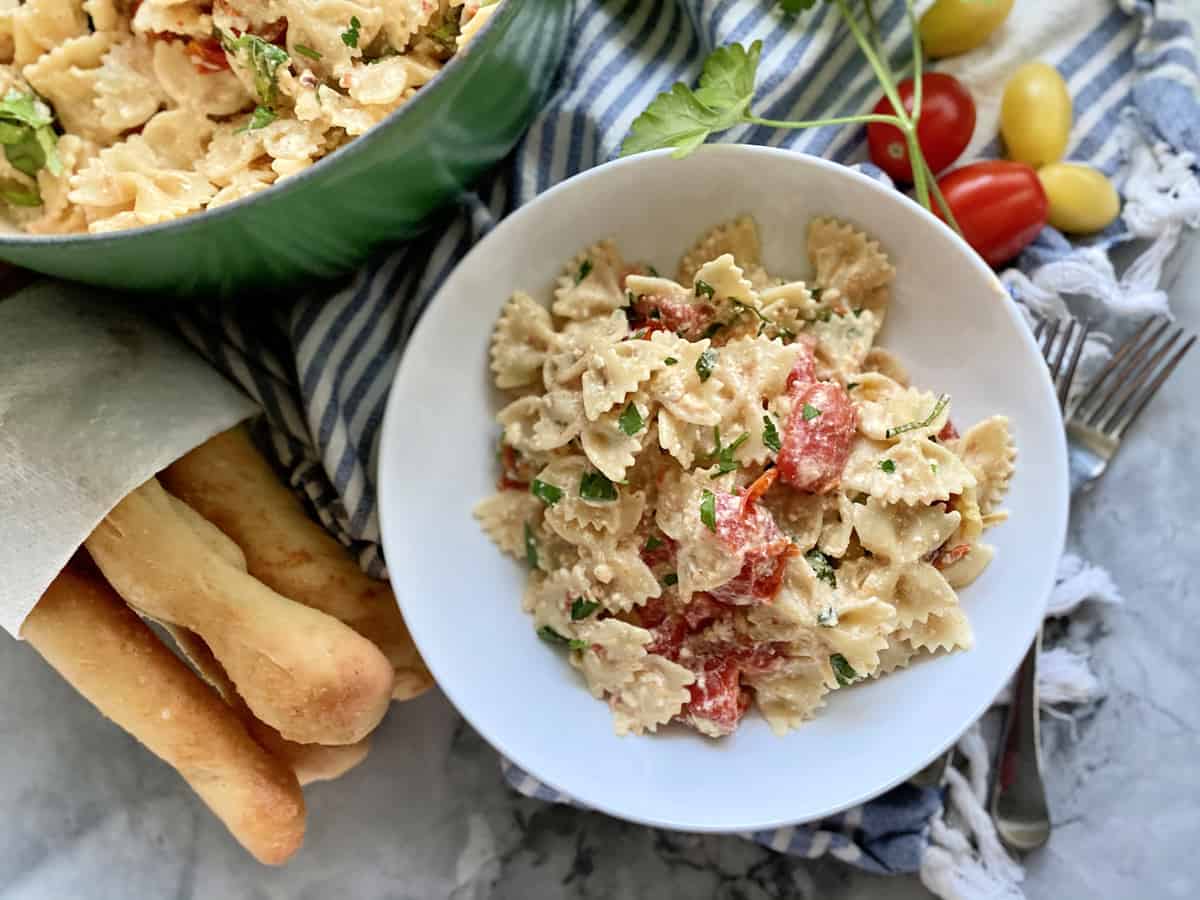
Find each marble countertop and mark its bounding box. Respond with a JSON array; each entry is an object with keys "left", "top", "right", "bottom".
[{"left": 2, "top": 233, "right": 1198, "bottom": 899}]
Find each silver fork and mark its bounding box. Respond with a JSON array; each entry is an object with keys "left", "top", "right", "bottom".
[{"left": 990, "top": 313, "right": 1195, "bottom": 853}]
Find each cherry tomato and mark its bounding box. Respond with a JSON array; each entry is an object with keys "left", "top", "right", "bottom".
[
  {"left": 935, "top": 161, "right": 1048, "bottom": 267},
  {"left": 868, "top": 73, "right": 976, "bottom": 183},
  {"left": 920, "top": 0, "right": 1014, "bottom": 59}
]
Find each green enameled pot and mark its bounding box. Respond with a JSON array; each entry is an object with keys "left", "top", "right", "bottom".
[{"left": 0, "top": 0, "right": 570, "bottom": 296}]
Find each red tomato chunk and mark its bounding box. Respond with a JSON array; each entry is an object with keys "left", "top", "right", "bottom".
[{"left": 777, "top": 381, "right": 857, "bottom": 493}]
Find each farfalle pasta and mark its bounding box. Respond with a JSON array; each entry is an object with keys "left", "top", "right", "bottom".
[
  {"left": 475, "top": 216, "right": 1017, "bottom": 738},
  {"left": 0, "top": 0, "right": 497, "bottom": 232}
]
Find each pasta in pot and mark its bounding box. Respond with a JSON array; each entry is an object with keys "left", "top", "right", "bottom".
[
  {"left": 475, "top": 216, "right": 1017, "bottom": 738},
  {"left": 0, "top": 0, "right": 498, "bottom": 232}
]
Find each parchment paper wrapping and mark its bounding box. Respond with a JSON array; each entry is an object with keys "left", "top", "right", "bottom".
[{"left": 0, "top": 282, "right": 258, "bottom": 636}]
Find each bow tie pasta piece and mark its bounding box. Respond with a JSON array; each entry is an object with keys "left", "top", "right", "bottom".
[
  {"left": 746, "top": 658, "right": 831, "bottom": 736},
  {"left": 581, "top": 338, "right": 669, "bottom": 422},
  {"left": 873, "top": 634, "right": 922, "bottom": 678},
  {"left": 853, "top": 373, "right": 951, "bottom": 441},
  {"left": 572, "top": 619, "right": 653, "bottom": 698},
  {"left": 553, "top": 240, "right": 628, "bottom": 320},
  {"left": 654, "top": 469, "right": 744, "bottom": 602},
  {"left": 844, "top": 559, "right": 961, "bottom": 630},
  {"left": 94, "top": 41, "right": 166, "bottom": 135},
  {"left": 19, "top": 134, "right": 91, "bottom": 234},
  {"left": 899, "top": 606, "right": 973, "bottom": 653},
  {"left": 490, "top": 291, "right": 559, "bottom": 390},
  {"left": 543, "top": 310, "right": 630, "bottom": 389},
  {"left": 497, "top": 390, "right": 583, "bottom": 454},
  {"left": 819, "top": 592, "right": 897, "bottom": 686},
  {"left": 152, "top": 41, "right": 251, "bottom": 118},
  {"left": 22, "top": 32, "right": 118, "bottom": 143},
  {"left": 946, "top": 483, "right": 984, "bottom": 546},
  {"left": 861, "top": 346, "right": 911, "bottom": 387},
  {"left": 677, "top": 215, "right": 770, "bottom": 289},
  {"left": 937, "top": 542, "right": 995, "bottom": 590},
  {"left": 953, "top": 416, "right": 1016, "bottom": 514},
  {"left": 10, "top": 0, "right": 88, "bottom": 67},
  {"left": 807, "top": 217, "right": 896, "bottom": 311},
  {"left": 141, "top": 110, "right": 217, "bottom": 170},
  {"left": 758, "top": 281, "right": 822, "bottom": 338},
  {"left": 574, "top": 541, "right": 661, "bottom": 613},
  {"left": 610, "top": 655, "right": 696, "bottom": 736},
  {"left": 853, "top": 497, "right": 962, "bottom": 563},
  {"left": 132, "top": 0, "right": 212, "bottom": 39},
  {"left": 473, "top": 489, "right": 544, "bottom": 561},
  {"left": 842, "top": 435, "right": 976, "bottom": 505},
  {"left": 692, "top": 253, "right": 758, "bottom": 307},
  {"left": 581, "top": 397, "right": 654, "bottom": 483},
  {"left": 524, "top": 566, "right": 590, "bottom": 633},
  {"left": 807, "top": 309, "right": 883, "bottom": 384},
  {"left": 537, "top": 456, "right": 646, "bottom": 547},
  {"left": 375, "top": 0, "right": 441, "bottom": 50}
]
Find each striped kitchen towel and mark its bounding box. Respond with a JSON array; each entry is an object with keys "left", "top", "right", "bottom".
[{"left": 175, "top": 1, "right": 1196, "bottom": 897}]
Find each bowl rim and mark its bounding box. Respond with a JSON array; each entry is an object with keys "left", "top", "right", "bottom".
[
  {"left": 378, "top": 143, "right": 1070, "bottom": 832},
  {"left": 0, "top": 0, "right": 517, "bottom": 248}
]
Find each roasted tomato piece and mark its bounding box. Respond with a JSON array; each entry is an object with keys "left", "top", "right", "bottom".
[
  {"left": 681, "top": 658, "right": 748, "bottom": 737},
  {"left": 777, "top": 381, "right": 857, "bottom": 493},
  {"left": 708, "top": 487, "right": 793, "bottom": 604},
  {"left": 629, "top": 294, "right": 715, "bottom": 339},
  {"left": 936, "top": 418, "right": 960, "bottom": 442},
  {"left": 786, "top": 339, "right": 819, "bottom": 392},
  {"left": 186, "top": 37, "right": 231, "bottom": 73},
  {"left": 680, "top": 592, "right": 732, "bottom": 631}
]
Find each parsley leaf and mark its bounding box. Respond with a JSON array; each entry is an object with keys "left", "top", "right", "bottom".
[
  {"left": 879, "top": 458, "right": 897, "bottom": 474},
  {"left": 805, "top": 548, "right": 837, "bottom": 588},
  {"left": 762, "top": 415, "right": 782, "bottom": 452},
  {"left": 664, "top": 356, "right": 678, "bottom": 365},
  {"left": 523, "top": 522, "right": 538, "bottom": 568},
  {"left": 710, "top": 429, "right": 749, "bottom": 477},
  {"left": 219, "top": 32, "right": 290, "bottom": 105},
  {"left": 816, "top": 606, "right": 839, "bottom": 627},
  {"left": 235, "top": 105, "right": 277, "bottom": 133},
  {"left": 802, "top": 403, "right": 821, "bottom": 421},
  {"left": 341, "top": 15, "right": 362, "bottom": 47},
  {"left": 621, "top": 41, "right": 762, "bottom": 157},
  {"left": 530, "top": 478, "right": 564, "bottom": 506},
  {"left": 580, "top": 471, "right": 618, "bottom": 502},
  {"left": 695, "top": 279, "right": 715, "bottom": 299},
  {"left": 0, "top": 182, "right": 40, "bottom": 206},
  {"left": 846, "top": 382, "right": 859, "bottom": 391},
  {"left": 293, "top": 43, "right": 322, "bottom": 60},
  {"left": 830, "top": 653, "right": 860, "bottom": 687},
  {"left": 663, "top": 572, "right": 679, "bottom": 586},
  {"left": 570, "top": 598, "right": 600, "bottom": 620},
  {"left": 696, "top": 347, "right": 718, "bottom": 382},
  {"left": 618, "top": 403, "right": 645, "bottom": 436},
  {"left": 569, "top": 638, "right": 589, "bottom": 651},
  {"left": 700, "top": 489, "right": 717, "bottom": 532},
  {"left": 538, "top": 626, "right": 588, "bottom": 651},
  {"left": 885, "top": 393, "right": 951, "bottom": 439},
  {"left": 644, "top": 536, "right": 663, "bottom": 552},
  {"left": 575, "top": 258, "right": 593, "bottom": 284}
]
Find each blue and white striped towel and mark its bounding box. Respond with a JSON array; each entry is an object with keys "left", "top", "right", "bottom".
[{"left": 176, "top": 0, "right": 1199, "bottom": 893}]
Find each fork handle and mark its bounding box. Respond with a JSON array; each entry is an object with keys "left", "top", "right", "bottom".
[{"left": 989, "top": 630, "right": 1051, "bottom": 852}]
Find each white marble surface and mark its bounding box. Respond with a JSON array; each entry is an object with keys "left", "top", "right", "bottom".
[{"left": 1, "top": 234, "right": 1198, "bottom": 899}]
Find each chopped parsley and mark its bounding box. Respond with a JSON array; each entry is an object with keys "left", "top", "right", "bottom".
[
  {"left": 695, "top": 279, "right": 715, "bottom": 299},
  {"left": 624, "top": 289, "right": 635, "bottom": 306},
  {"left": 885, "top": 393, "right": 951, "bottom": 439},
  {"left": 816, "top": 607, "right": 839, "bottom": 627},
  {"left": 811, "top": 287, "right": 823, "bottom": 302},
  {"left": 830, "top": 653, "right": 860, "bottom": 687},
  {"left": 802, "top": 402, "right": 821, "bottom": 421},
  {"left": 293, "top": 43, "right": 322, "bottom": 60},
  {"left": 699, "top": 489, "right": 717, "bottom": 532},
  {"left": 618, "top": 403, "right": 645, "bottom": 436},
  {"left": 523, "top": 522, "right": 538, "bottom": 568},
  {"left": 218, "top": 31, "right": 290, "bottom": 105},
  {"left": 879, "top": 458, "right": 896, "bottom": 474},
  {"left": 931, "top": 462, "right": 939, "bottom": 474},
  {"left": 579, "top": 470, "right": 618, "bottom": 501},
  {"left": 847, "top": 382, "right": 859, "bottom": 391},
  {"left": 696, "top": 347, "right": 718, "bottom": 382},
  {"left": 805, "top": 549, "right": 837, "bottom": 588},
  {"left": 663, "top": 572, "right": 679, "bottom": 586},
  {"left": 341, "top": 15, "right": 362, "bottom": 47},
  {"left": 575, "top": 258, "right": 593, "bottom": 284},
  {"left": 538, "top": 626, "right": 588, "bottom": 651},
  {"left": 762, "top": 415, "right": 782, "bottom": 453},
  {"left": 664, "top": 356, "right": 678, "bottom": 365},
  {"left": 530, "top": 478, "right": 564, "bottom": 506},
  {"left": 427, "top": 6, "right": 462, "bottom": 51},
  {"left": 570, "top": 598, "right": 600, "bottom": 620},
  {"left": 235, "top": 105, "right": 276, "bottom": 133},
  {"left": 709, "top": 428, "right": 749, "bottom": 477},
  {"left": 644, "top": 535, "right": 663, "bottom": 552}
]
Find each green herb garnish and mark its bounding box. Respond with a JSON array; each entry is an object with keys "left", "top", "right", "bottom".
[
  {"left": 570, "top": 598, "right": 600, "bottom": 620},
  {"left": 618, "top": 403, "right": 645, "bottom": 436},
  {"left": 293, "top": 43, "right": 322, "bottom": 60},
  {"left": 0, "top": 89, "right": 61, "bottom": 189},
  {"left": 664, "top": 356, "right": 678, "bottom": 365},
  {"left": 341, "top": 15, "right": 362, "bottom": 47},
  {"left": 802, "top": 403, "right": 821, "bottom": 422},
  {"left": 805, "top": 548, "right": 837, "bottom": 589},
  {"left": 218, "top": 31, "right": 290, "bottom": 105},
  {"left": 762, "top": 415, "right": 782, "bottom": 453},
  {"left": 538, "top": 626, "right": 588, "bottom": 651},
  {"left": 663, "top": 573, "right": 679, "bottom": 587},
  {"left": 695, "top": 279, "right": 715, "bottom": 299},
  {"left": 696, "top": 347, "right": 718, "bottom": 382},
  {"left": 644, "top": 535, "right": 663, "bottom": 552},
  {"left": 579, "top": 471, "right": 618, "bottom": 502},
  {"left": 847, "top": 382, "right": 859, "bottom": 391},
  {"left": 523, "top": 522, "right": 538, "bottom": 568},
  {"left": 235, "top": 105, "right": 276, "bottom": 133},
  {"left": 700, "top": 489, "right": 717, "bottom": 532},
  {"left": 885, "top": 393, "right": 951, "bottom": 439},
  {"left": 530, "top": 478, "right": 564, "bottom": 506},
  {"left": 575, "top": 259, "right": 593, "bottom": 284},
  {"left": 0, "top": 183, "right": 41, "bottom": 206},
  {"left": 879, "top": 458, "right": 897, "bottom": 474},
  {"left": 709, "top": 428, "right": 749, "bottom": 477},
  {"left": 831, "top": 653, "right": 860, "bottom": 687}
]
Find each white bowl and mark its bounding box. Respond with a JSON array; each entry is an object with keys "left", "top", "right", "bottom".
[{"left": 378, "top": 145, "right": 1068, "bottom": 832}]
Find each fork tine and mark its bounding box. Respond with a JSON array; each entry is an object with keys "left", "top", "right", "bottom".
[
  {"left": 1081, "top": 318, "right": 1172, "bottom": 427},
  {"left": 1047, "top": 318, "right": 1076, "bottom": 411},
  {"left": 1073, "top": 316, "right": 1160, "bottom": 418},
  {"left": 1097, "top": 329, "right": 1182, "bottom": 433},
  {"left": 1032, "top": 316, "right": 1048, "bottom": 343},
  {"left": 1041, "top": 317, "right": 1061, "bottom": 364},
  {"left": 1108, "top": 332, "right": 1196, "bottom": 439},
  {"left": 1059, "top": 320, "right": 1089, "bottom": 411}
]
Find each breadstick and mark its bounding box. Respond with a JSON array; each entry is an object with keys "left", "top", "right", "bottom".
[
  {"left": 160, "top": 500, "right": 372, "bottom": 784},
  {"left": 21, "top": 566, "right": 306, "bottom": 865},
  {"left": 160, "top": 426, "right": 432, "bottom": 700},
  {"left": 86, "top": 479, "right": 394, "bottom": 745}
]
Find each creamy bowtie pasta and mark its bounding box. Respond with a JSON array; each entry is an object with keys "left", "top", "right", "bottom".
[
  {"left": 475, "top": 217, "right": 1016, "bottom": 738},
  {"left": 0, "top": 0, "right": 497, "bottom": 233}
]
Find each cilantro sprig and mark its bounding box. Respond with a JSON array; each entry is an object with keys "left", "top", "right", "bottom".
[{"left": 620, "top": 1, "right": 962, "bottom": 231}]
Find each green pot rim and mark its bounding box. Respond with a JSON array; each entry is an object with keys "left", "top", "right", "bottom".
[{"left": 0, "top": 0, "right": 518, "bottom": 250}]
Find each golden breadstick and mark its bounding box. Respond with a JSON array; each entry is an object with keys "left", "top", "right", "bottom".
[
  {"left": 161, "top": 426, "right": 432, "bottom": 700},
  {"left": 86, "top": 479, "right": 394, "bottom": 745},
  {"left": 159, "top": 499, "right": 373, "bottom": 784},
  {"left": 21, "top": 566, "right": 306, "bottom": 865}
]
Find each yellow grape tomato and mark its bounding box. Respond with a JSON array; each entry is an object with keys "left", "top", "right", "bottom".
[
  {"left": 919, "top": 0, "right": 1014, "bottom": 58},
  {"left": 1038, "top": 162, "right": 1120, "bottom": 234},
  {"left": 1001, "top": 62, "right": 1073, "bottom": 168}
]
